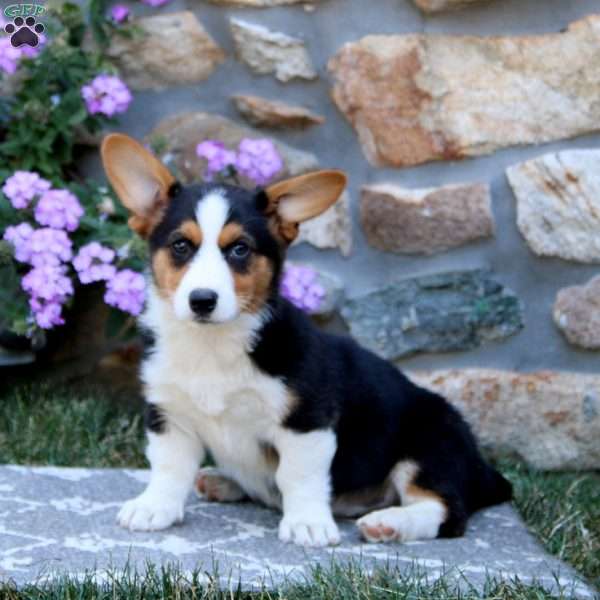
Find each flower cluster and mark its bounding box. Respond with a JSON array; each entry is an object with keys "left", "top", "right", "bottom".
[
  {"left": 34, "top": 189, "right": 84, "bottom": 231},
  {"left": 22, "top": 266, "right": 74, "bottom": 328},
  {"left": 237, "top": 138, "right": 284, "bottom": 185},
  {"left": 3, "top": 171, "right": 84, "bottom": 231},
  {"left": 0, "top": 37, "right": 23, "bottom": 75},
  {"left": 280, "top": 264, "right": 325, "bottom": 313},
  {"left": 2, "top": 171, "right": 51, "bottom": 209},
  {"left": 72, "top": 242, "right": 116, "bottom": 284},
  {"left": 3, "top": 223, "right": 34, "bottom": 260},
  {"left": 0, "top": 32, "right": 44, "bottom": 75},
  {"left": 104, "top": 269, "right": 145, "bottom": 316},
  {"left": 108, "top": 0, "right": 174, "bottom": 23},
  {"left": 5, "top": 223, "right": 75, "bottom": 328},
  {"left": 2, "top": 170, "right": 146, "bottom": 330},
  {"left": 196, "top": 138, "right": 283, "bottom": 185},
  {"left": 141, "top": 0, "right": 172, "bottom": 6},
  {"left": 0, "top": 2, "right": 142, "bottom": 338},
  {"left": 6, "top": 227, "right": 73, "bottom": 267},
  {"left": 109, "top": 4, "right": 130, "bottom": 23},
  {"left": 196, "top": 141, "right": 237, "bottom": 179},
  {"left": 81, "top": 74, "right": 132, "bottom": 117}
]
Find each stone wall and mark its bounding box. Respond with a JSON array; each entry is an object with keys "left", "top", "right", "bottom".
[{"left": 84, "top": 0, "right": 600, "bottom": 467}]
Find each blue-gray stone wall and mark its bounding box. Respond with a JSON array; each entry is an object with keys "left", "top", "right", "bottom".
[{"left": 82, "top": 0, "right": 600, "bottom": 376}]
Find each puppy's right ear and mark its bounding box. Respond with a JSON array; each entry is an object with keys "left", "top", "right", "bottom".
[{"left": 101, "top": 133, "right": 175, "bottom": 238}]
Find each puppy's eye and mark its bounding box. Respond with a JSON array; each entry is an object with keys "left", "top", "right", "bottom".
[
  {"left": 228, "top": 241, "right": 250, "bottom": 260},
  {"left": 171, "top": 238, "right": 192, "bottom": 258}
]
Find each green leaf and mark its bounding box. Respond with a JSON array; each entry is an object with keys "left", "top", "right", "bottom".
[
  {"left": 0, "top": 262, "right": 30, "bottom": 334},
  {"left": 68, "top": 107, "right": 88, "bottom": 126}
]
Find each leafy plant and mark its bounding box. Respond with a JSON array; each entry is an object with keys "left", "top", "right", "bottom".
[
  {"left": 0, "top": 1, "right": 140, "bottom": 341},
  {"left": 0, "top": 5, "right": 289, "bottom": 344},
  {"left": 0, "top": 4, "right": 117, "bottom": 179}
]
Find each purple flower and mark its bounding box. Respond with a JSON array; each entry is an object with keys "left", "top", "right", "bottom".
[
  {"left": 81, "top": 74, "right": 132, "bottom": 117},
  {"left": 0, "top": 32, "right": 45, "bottom": 74},
  {"left": 2, "top": 171, "right": 51, "bottom": 209},
  {"left": 73, "top": 242, "right": 116, "bottom": 284},
  {"left": 196, "top": 141, "right": 237, "bottom": 180},
  {"left": 34, "top": 189, "right": 84, "bottom": 232},
  {"left": 303, "top": 285, "right": 326, "bottom": 312},
  {"left": 23, "top": 228, "right": 73, "bottom": 266},
  {"left": 104, "top": 269, "right": 145, "bottom": 315},
  {"left": 19, "top": 253, "right": 73, "bottom": 329},
  {"left": 29, "top": 298, "right": 65, "bottom": 329},
  {"left": 0, "top": 37, "right": 22, "bottom": 74},
  {"left": 280, "top": 265, "right": 325, "bottom": 312},
  {"left": 22, "top": 264, "right": 73, "bottom": 302},
  {"left": 140, "top": 0, "right": 171, "bottom": 6},
  {"left": 236, "top": 138, "right": 283, "bottom": 185},
  {"left": 109, "top": 4, "right": 130, "bottom": 22},
  {"left": 3, "top": 223, "right": 34, "bottom": 261}
]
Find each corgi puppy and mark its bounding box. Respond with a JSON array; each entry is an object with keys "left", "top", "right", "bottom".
[{"left": 101, "top": 134, "right": 512, "bottom": 548}]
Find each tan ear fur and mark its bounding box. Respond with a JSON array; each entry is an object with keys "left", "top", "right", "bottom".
[
  {"left": 100, "top": 133, "right": 175, "bottom": 238},
  {"left": 265, "top": 170, "right": 347, "bottom": 243}
]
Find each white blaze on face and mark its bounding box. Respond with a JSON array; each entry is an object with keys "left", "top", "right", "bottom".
[{"left": 173, "top": 191, "right": 239, "bottom": 323}]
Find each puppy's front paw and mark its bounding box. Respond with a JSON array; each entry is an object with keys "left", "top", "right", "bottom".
[
  {"left": 117, "top": 493, "right": 184, "bottom": 531},
  {"left": 279, "top": 514, "right": 340, "bottom": 547}
]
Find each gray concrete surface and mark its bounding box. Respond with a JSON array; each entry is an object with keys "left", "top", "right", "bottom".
[
  {"left": 81, "top": 0, "right": 600, "bottom": 374},
  {"left": 0, "top": 465, "right": 594, "bottom": 596}
]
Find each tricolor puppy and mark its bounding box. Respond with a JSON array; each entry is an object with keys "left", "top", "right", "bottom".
[{"left": 101, "top": 134, "right": 512, "bottom": 547}]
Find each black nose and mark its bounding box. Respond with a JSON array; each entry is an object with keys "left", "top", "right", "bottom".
[{"left": 189, "top": 289, "right": 218, "bottom": 316}]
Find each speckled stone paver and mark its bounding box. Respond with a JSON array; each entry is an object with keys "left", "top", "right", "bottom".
[{"left": 0, "top": 465, "right": 594, "bottom": 597}]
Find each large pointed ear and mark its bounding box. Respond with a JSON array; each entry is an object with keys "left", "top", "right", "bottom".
[
  {"left": 264, "top": 170, "right": 347, "bottom": 243},
  {"left": 101, "top": 133, "right": 175, "bottom": 238}
]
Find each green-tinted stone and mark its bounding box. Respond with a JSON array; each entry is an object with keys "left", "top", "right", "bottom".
[{"left": 341, "top": 270, "right": 523, "bottom": 360}]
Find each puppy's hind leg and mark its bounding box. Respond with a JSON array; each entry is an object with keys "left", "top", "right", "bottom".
[
  {"left": 194, "top": 467, "right": 247, "bottom": 503},
  {"left": 357, "top": 461, "right": 447, "bottom": 543}
]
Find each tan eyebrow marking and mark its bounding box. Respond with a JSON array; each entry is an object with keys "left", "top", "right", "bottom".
[
  {"left": 218, "top": 222, "right": 244, "bottom": 248},
  {"left": 152, "top": 248, "right": 191, "bottom": 298},
  {"left": 179, "top": 220, "right": 202, "bottom": 246}
]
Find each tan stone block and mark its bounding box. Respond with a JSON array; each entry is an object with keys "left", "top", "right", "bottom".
[
  {"left": 329, "top": 16, "right": 600, "bottom": 167},
  {"left": 361, "top": 182, "right": 493, "bottom": 255}
]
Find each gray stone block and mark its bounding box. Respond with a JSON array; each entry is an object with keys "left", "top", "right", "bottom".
[
  {"left": 341, "top": 270, "right": 523, "bottom": 360},
  {"left": 0, "top": 466, "right": 592, "bottom": 597}
]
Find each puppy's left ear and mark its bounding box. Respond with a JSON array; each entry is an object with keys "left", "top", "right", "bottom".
[{"left": 264, "top": 170, "right": 347, "bottom": 243}]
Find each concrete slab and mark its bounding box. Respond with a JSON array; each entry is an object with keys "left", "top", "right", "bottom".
[{"left": 0, "top": 465, "right": 594, "bottom": 597}]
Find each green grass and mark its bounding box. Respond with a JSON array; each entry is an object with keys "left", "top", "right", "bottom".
[
  {"left": 502, "top": 460, "right": 600, "bottom": 591},
  {"left": 0, "top": 562, "right": 590, "bottom": 600},
  {"left": 0, "top": 383, "right": 598, "bottom": 599},
  {"left": 0, "top": 384, "right": 146, "bottom": 468}
]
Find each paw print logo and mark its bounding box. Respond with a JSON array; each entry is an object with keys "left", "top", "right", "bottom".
[{"left": 4, "top": 16, "right": 44, "bottom": 48}]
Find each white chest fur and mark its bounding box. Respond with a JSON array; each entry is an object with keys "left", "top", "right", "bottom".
[{"left": 140, "top": 291, "right": 289, "bottom": 507}]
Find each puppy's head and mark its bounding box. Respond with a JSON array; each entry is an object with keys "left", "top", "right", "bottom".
[{"left": 101, "top": 134, "right": 346, "bottom": 324}]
